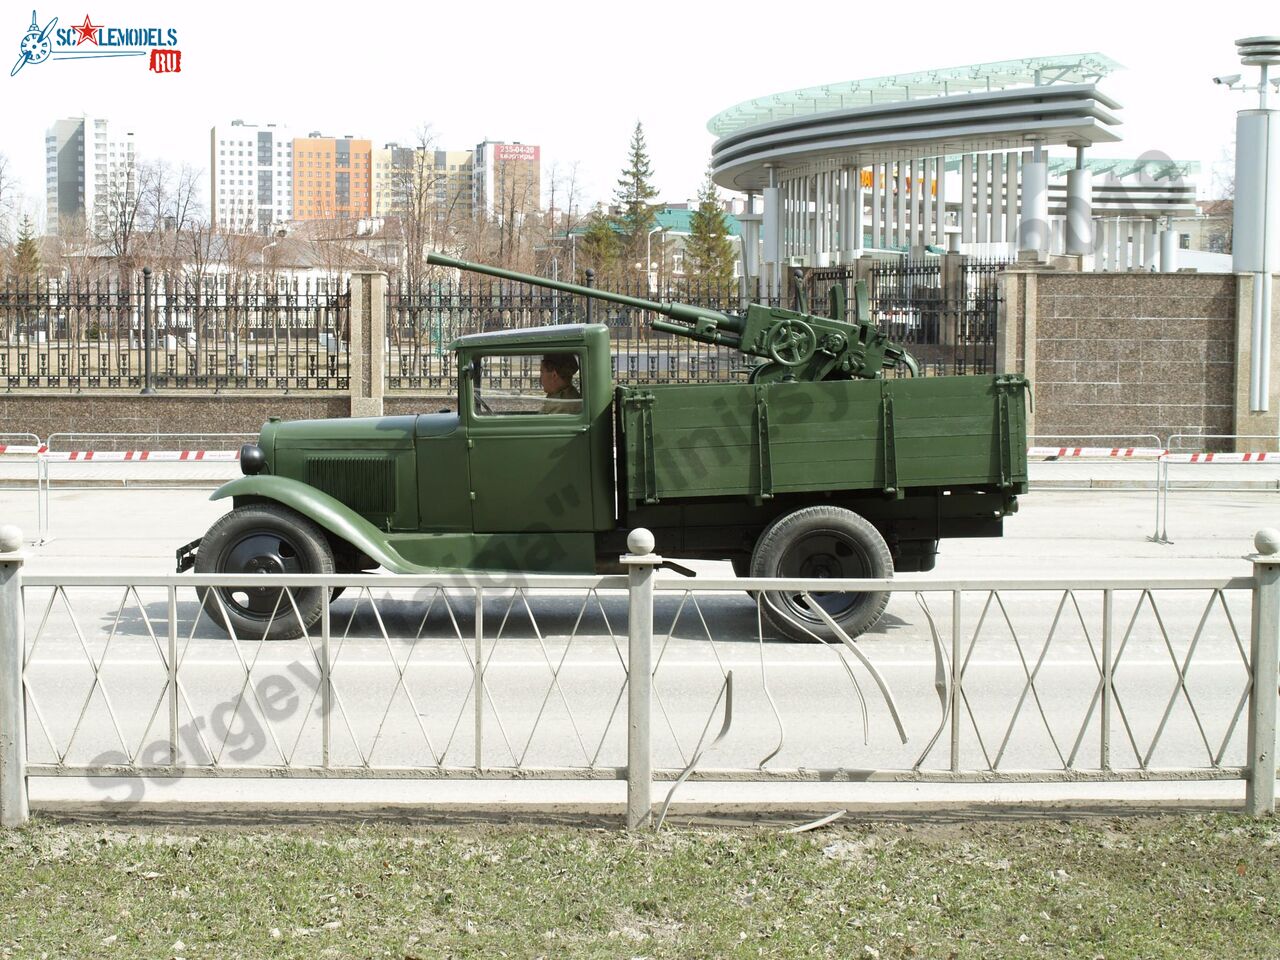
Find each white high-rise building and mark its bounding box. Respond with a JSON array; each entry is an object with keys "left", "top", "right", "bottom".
[
  {"left": 45, "top": 116, "right": 135, "bottom": 236},
  {"left": 472, "top": 140, "right": 539, "bottom": 222},
  {"left": 210, "top": 120, "right": 295, "bottom": 233}
]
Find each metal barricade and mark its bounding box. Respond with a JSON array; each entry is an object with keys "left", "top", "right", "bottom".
[
  {"left": 38, "top": 432, "right": 251, "bottom": 542},
  {"left": 1027, "top": 434, "right": 1167, "bottom": 541},
  {"left": 1152, "top": 435, "right": 1280, "bottom": 544},
  {"left": 0, "top": 434, "right": 46, "bottom": 544}
]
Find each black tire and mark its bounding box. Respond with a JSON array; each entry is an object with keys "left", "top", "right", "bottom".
[
  {"left": 195, "top": 503, "right": 335, "bottom": 641},
  {"left": 750, "top": 505, "right": 892, "bottom": 643}
]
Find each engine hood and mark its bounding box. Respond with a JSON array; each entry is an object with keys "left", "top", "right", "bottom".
[{"left": 268, "top": 414, "right": 418, "bottom": 451}]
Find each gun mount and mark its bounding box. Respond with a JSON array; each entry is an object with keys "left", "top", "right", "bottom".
[{"left": 425, "top": 253, "right": 918, "bottom": 382}]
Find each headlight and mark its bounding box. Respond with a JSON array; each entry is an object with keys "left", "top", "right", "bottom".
[{"left": 240, "top": 443, "right": 267, "bottom": 475}]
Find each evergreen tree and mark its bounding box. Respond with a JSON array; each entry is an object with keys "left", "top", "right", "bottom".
[
  {"left": 685, "top": 170, "right": 735, "bottom": 288},
  {"left": 13, "top": 215, "right": 40, "bottom": 279},
  {"left": 579, "top": 211, "right": 622, "bottom": 280},
  {"left": 613, "top": 122, "right": 659, "bottom": 270}
]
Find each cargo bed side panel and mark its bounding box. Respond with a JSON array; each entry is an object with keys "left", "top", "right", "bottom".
[{"left": 619, "top": 376, "right": 1027, "bottom": 505}]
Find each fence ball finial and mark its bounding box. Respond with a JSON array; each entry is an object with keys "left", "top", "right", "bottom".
[
  {"left": 627, "top": 528, "right": 656, "bottom": 556},
  {"left": 0, "top": 525, "right": 22, "bottom": 553},
  {"left": 1254, "top": 528, "right": 1280, "bottom": 557}
]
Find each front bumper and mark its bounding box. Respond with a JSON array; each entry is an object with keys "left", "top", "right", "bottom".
[{"left": 176, "top": 537, "right": 201, "bottom": 573}]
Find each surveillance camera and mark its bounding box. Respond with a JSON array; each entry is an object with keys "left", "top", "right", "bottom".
[{"left": 1213, "top": 74, "right": 1242, "bottom": 85}]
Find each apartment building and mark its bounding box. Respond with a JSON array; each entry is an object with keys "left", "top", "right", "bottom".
[
  {"left": 371, "top": 144, "right": 416, "bottom": 218},
  {"left": 209, "top": 120, "right": 295, "bottom": 233},
  {"left": 371, "top": 146, "right": 474, "bottom": 220},
  {"left": 472, "top": 141, "right": 539, "bottom": 222},
  {"left": 45, "top": 116, "right": 135, "bottom": 236},
  {"left": 292, "top": 135, "right": 372, "bottom": 221}
]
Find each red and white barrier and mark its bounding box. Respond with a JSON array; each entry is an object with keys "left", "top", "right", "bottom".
[
  {"left": 41, "top": 449, "right": 240, "bottom": 462},
  {"left": 0, "top": 444, "right": 46, "bottom": 456},
  {"left": 1162, "top": 451, "right": 1276, "bottom": 463},
  {"left": 1028, "top": 446, "right": 1168, "bottom": 459}
]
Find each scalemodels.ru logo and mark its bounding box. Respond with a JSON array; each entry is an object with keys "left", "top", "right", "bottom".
[{"left": 10, "top": 9, "right": 181, "bottom": 77}]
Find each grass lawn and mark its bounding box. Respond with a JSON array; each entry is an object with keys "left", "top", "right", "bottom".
[{"left": 0, "top": 814, "right": 1277, "bottom": 959}]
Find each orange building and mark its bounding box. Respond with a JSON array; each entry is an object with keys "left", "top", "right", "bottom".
[{"left": 291, "top": 135, "right": 372, "bottom": 221}]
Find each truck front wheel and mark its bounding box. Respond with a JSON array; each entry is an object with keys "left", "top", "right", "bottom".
[
  {"left": 195, "top": 503, "right": 335, "bottom": 641},
  {"left": 750, "top": 506, "right": 892, "bottom": 642}
]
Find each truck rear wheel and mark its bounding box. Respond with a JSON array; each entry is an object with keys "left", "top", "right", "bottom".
[
  {"left": 195, "top": 503, "right": 335, "bottom": 641},
  {"left": 750, "top": 505, "right": 892, "bottom": 643}
]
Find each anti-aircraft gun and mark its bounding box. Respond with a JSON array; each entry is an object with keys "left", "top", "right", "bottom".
[{"left": 425, "top": 253, "right": 919, "bottom": 382}]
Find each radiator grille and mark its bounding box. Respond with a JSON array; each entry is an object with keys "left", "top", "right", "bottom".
[{"left": 305, "top": 456, "right": 395, "bottom": 515}]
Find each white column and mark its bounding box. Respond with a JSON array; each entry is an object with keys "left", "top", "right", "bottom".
[
  {"left": 922, "top": 158, "right": 934, "bottom": 249},
  {"left": 991, "top": 154, "right": 1004, "bottom": 244},
  {"left": 885, "top": 165, "right": 896, "bottom": 248},
  {"left": 1160, "top": 225, "right": 1179, "bottom": 273},
  {"left": 961, "top": 153, "right": 974, "bottom": 243},
  {"left": 1017, "top": 154, "right": 1049, "bottom": 257},
  {"left": 895, "top": 161, "right": 907, "bottom": 248},
  {"left": 870, "top": 165, "right": 881, "bottom": 248},
  {"left": 976, "top": 153, "right": 989, "bottom": 244},
  {"left": 1006, "top": 153, "right": 1019, "bottom": 243},
  {"left": 1146, "top": 219, "right": 1160, "bottom": 270},
  {"left": 935, "top": 156, "right": 947, "bottom": 244},
  {"left": 1064, "top": 168, "right": 1093, "bottom": 256}
]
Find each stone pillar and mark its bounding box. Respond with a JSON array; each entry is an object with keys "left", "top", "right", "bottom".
[
  {"left": 1234, "top": 273, "right": 1280, "bottom": 447},
  {"left": 997, "top": 268, "right": 1038, "bottom": 436},
  {"left": 348, "top": 271, "right": 386, "bottom": 419},
  {"left": 940, "top": 251, "right": 966, "bottom": 347}
]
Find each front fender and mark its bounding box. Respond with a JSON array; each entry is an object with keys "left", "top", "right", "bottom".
[{"left": 210, "top": 476, "right": 416, "bottom": 573}]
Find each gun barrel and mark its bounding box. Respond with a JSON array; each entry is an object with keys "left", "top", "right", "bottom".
[
  {"left": 428, "top": 252, "right": 746, "bottom": 338},
  {"left": 427, "top": 252, "right": 664, "bottom": 312}
]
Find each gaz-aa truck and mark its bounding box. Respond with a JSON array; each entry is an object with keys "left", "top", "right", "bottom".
[{"left": 179, "top": 254, "right": 1029, "bottom": 643}]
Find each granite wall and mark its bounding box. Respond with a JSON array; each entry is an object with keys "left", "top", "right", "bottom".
[{"left": 999, "top": 270, "right": 1268, "bottom": 448}]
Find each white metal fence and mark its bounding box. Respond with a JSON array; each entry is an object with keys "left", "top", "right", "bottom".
[{"left": 1, "top": 528, "right": 1276, "bottom": 828}]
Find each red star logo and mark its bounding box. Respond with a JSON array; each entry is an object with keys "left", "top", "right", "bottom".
[{"left": 72, "top": 15, "right": 101, "bottom": 45}]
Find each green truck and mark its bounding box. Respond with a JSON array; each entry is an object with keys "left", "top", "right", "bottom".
[{"left": 179, "top": 255, "right": 1029, "bottom": 643}]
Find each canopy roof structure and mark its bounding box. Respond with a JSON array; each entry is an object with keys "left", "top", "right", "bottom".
[
  {"left": 707, "top": 54, "right": 1122, "bottom": 138},
  {"left": 1044, "top": 157, "right": 1200, "bottom": 180}
]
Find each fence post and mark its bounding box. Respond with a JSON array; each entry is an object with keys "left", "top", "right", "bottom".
[
  {"left": 622, "top": 528, "right": 660, "bottom": 830},
  {"left": 0, "top": 524, "right": 28, "bottom": 827},
  {"left": 348, "top": 272, "right": 386, "bottom": 419},
  {"left": 1247, "top": 528, "right": 1280, "bottom": 816},
  {"left": 583, "top": 269, "right": 594, "bottom": 325},
  {"left": 140, "top": 267, "right": 156, "bottom": 395}
]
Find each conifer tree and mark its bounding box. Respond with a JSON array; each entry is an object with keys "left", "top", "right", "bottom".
[
  {"left": 613, "top": 122, "right": 659, "bottom": 269},
  {"left": 579, "top": 211, "right": 622, "bottom": 280},
  {"left": 685, "top": 170, "right": 735, "bottom": 288},
  {"left": 13, "top": 215, "right": 40, "bottom": 279}
]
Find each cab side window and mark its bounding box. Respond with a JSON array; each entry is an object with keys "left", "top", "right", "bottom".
[{"left": 472, "top": 352, "right": 583, "bottom": 417}]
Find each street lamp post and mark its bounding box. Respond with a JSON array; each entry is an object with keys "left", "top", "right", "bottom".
[
  {"left": 1217, "top": 36, "right": 1280, "bottom": 413},
  {"left": 646, "top": 226, "right": 664, "bottom": 293}
]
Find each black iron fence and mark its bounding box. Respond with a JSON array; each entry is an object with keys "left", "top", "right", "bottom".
[
  {"left": 0, "top": 274, "right": 349, "bottom": 391},
  {"left": 3, "top": 261, "right": 1009, "bottom": 393},
  {"left": 385, "top": 277, "right": 774, "bottom": 393},
  {"left": 809, "top": 257, "right": 1009, "bottom": 376}
]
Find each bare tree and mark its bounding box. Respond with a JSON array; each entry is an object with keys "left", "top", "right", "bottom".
[
  {"left": 0, "top": 153, "right": 17, "bottom": 246},
  {"left": 140, "top": 162, "right": 204, "bottom": 274}
]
